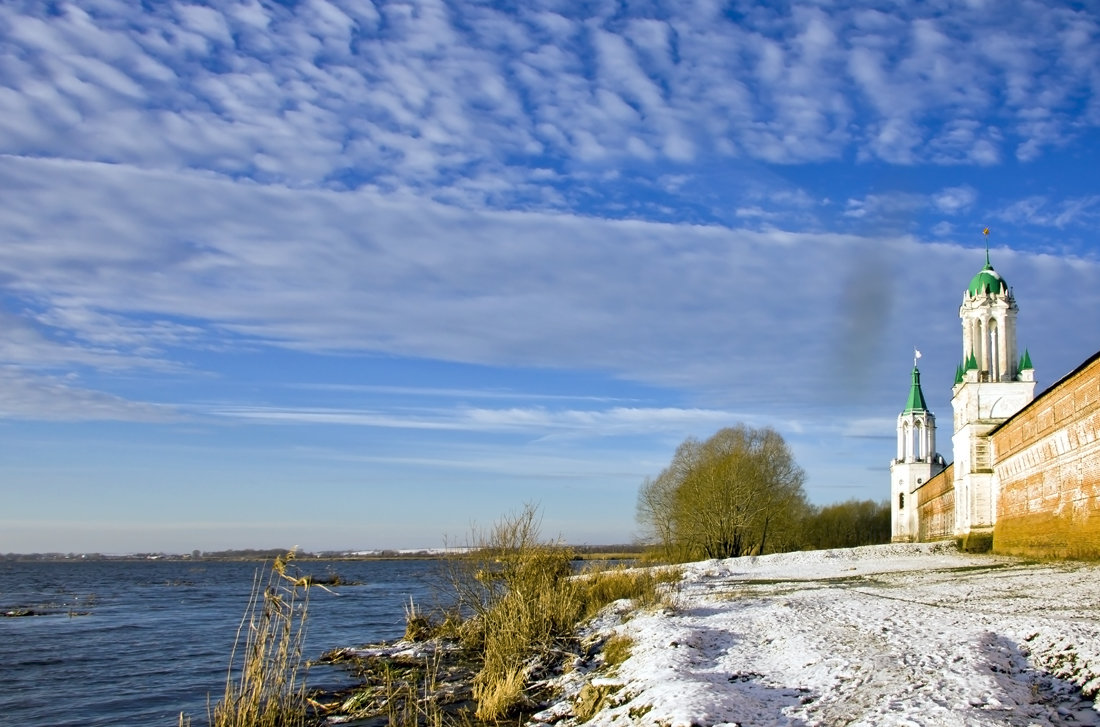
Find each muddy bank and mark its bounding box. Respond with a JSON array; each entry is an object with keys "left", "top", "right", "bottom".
[
  {"left": 311, "top": 639, "right": 481, "bottom": 725},
  {"left": 309, "top": 630, "right": 611, "bottom": 726}
]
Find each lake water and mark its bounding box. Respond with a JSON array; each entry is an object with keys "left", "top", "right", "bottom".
[{"left": 0, "top": 558, "right": 445, "bottom": 727}]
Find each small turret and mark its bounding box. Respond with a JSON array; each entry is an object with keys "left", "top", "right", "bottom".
[
  {"left": 904, "top": 366, "right": 929, "bottom": 413},
  {"left": 891, "top": 357, "right": 943, "bottom": 542}
]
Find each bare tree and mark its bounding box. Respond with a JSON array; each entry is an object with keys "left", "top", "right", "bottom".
[
  {"left": 637, "top": 425, "right": 807, "bottom": 561},
  {"left": 636, "top": 438, "right": 701, "bottom": 561},
  {"left": 801, "top": 499, "right": 890, "bottom": 550}
]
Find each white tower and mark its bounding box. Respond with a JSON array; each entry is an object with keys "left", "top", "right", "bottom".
[
  {"left": 950, "top": 238, "right": 1036, "bottom": 547},
  {"left": 891, "top": 361, "right": 943, "bottom": 542}
]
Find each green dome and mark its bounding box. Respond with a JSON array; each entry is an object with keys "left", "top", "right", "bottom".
[{"left": 967, "top": 262, "right": 1008, "bottom": 297}]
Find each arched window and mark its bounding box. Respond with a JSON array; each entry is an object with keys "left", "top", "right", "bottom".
[
  {"left": 971, "top": 318, "right": 982, "bottom": 367},
  {"left": 989, "top": 318, "right": 1000, "bottom": 381},
  {"left": 975, "top": 318, "right": 985, "bottom": 373},
  {"left": 899, "top": 492, "right": 905, "bottom": 509}
]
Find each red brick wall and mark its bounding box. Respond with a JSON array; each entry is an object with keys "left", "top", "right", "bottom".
[
  {"left": 993, "top": 353, "right": 1100, "bottom": 559},
  {"left": 917, "top": 463, "right": 954, "bottom": 541}
]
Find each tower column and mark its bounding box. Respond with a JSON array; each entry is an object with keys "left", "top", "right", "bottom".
[
  {"left": 953, "top": 236, "right": 1036, "bottom": 548},
  {"left": 999, "top": 315, "right": 1008, "bottom": 380}
]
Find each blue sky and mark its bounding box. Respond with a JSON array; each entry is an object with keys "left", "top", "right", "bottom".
[{"left": 2, "top": 0, "right": 1100, "bottom": 554}]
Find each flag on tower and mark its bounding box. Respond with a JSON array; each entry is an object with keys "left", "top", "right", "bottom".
[{"left": 914, "top": 348, "right": 922, "bottom": 366}]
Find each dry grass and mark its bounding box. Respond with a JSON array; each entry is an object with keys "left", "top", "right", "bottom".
[
  {"left": 209, "top": 551, "right": 311, "bottom": 727},
  {"left": 459, "top": 507, "right": 580, "bottom": 720},
  {"left": 334, "top": 649, "right": 471, "bottom": 727},
  {"left": 403, "top": 596, "right": 434, "bottom": 643},
  {"left": 437, "top": 505, "right": 681, "bottom": 721},
  {"left": 575, "top": 564, "right": 681, "bottom": 619},
  {"left": 383, "top": 653, "right": 446, "bottom": 727},
  {"left": 600, "top": 633, "right": 633, "bottom": 667}
]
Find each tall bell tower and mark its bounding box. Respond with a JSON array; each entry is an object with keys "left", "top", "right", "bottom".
[
  {"left": 950, "top": 231, "right": 1036, "bottom": 545},
  {"left": 891, "top": 358, "right": 943, "bottom": 541}
]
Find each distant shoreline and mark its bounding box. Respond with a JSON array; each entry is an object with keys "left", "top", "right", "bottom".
[{"left": 0, "top": 545, "right": 646, "bottom": 563}]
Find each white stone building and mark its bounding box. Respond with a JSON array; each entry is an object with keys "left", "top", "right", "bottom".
[{"left": 891, "top": 245, "right": 1036, "bottom": 544}]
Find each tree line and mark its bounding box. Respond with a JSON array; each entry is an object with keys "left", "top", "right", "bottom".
[{"left": 636, "top": 425, "right": 889, "bottom": 561}]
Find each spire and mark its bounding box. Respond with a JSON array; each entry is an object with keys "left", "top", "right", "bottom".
[
  {"left": 968, "top": 228, "right": 1008, "bottom": 297},
  {"left": 1020, "top": 348, "right": 1033, "bottom": 371},
  {"left": 904, "top": 366, "right": 929, "bottom": 413}
]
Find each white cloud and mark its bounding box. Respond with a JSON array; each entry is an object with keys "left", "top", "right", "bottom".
[
  {"left": 998, "top": 194, "right": 1100, "bottom": 229},
  {"left": 932, "top": 185, "right": 977, "bottom": 214},
  {"left": 1, "top": 1, "right": 1098, "bottom": 555},
  {"left": 928, "top": 120, "right": 1002, "bottom": 165},
  {"left": 4, "top": 155, "right": 1099, "bottom": 429},
  {"left": 213, "top": 404, "right": 738, "bottom": 437},
  {"left": 843, "top": 192, "right": 925, "bottom": 219},
  {"left": 0, "top": 0, "right": 1095, "bottom": 206},
  {"left": 931, "top": 221, "right": 954, "bottom": 237},
  {"left": 841, "top": 185, "right": 977, "bottom": 223},
  {"left": 0, "top": 305, "right": 182, "bottom": 373},
  {"left": 294, "top": 382, "right": 630, "bottom": 403},
  {"left": 0, "top": 367, "right": 176, "bottom": 421},
  {"left": 175, "top": 4, "right": 233, "bottom": 46}
]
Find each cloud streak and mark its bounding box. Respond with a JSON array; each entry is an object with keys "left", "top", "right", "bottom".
[
  {"left": 0, "top": 157, "right": 933, "bottom": 413},
  {"left": 213, "top": 404, "right": 739, "bottom": 436},
  {"left": 3, "top": 155, "right": 1099, "bottom": 427}
]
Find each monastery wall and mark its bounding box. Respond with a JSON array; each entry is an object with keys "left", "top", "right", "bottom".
[
  {"left": 916, "top": 463, "right": 954, "bottom": 542},
  {"left": 992, "top": 352, "right": 1100, "bottom": 559}
]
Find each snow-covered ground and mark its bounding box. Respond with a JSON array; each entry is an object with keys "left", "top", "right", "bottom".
[{"left": 535, "top": 543, "right": 1100, "bottom": 727}]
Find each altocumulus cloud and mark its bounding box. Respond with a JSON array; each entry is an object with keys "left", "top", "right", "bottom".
[{"left": 1, "top": 1, "right": 1097, "bottom": 199}]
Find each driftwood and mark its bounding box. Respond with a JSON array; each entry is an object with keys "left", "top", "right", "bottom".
[{"left": 3, "top": 606, "right": 91, "bottom": 617}]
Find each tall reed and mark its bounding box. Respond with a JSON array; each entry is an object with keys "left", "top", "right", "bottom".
[{"left": 210, "top": 551, "right": 310, "bottom": 727}]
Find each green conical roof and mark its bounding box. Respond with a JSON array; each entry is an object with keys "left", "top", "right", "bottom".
[
  {"left": 1020, "top": 348, "right": 1033, "bottom": 371},
  {"left": 955, "top": 363, "right": 965, "bottom": 385},
  {"left": 904, "top": 366, "right": 930, "bottom": 413}
]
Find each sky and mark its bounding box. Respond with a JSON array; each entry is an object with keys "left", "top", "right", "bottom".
[{"left": 2, "top": 0, "right": 1100, "bottom": 554}]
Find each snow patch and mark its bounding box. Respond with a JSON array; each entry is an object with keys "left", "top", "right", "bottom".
[{"left": 536, "top": 544, "right": 1100, "bottom": 727}]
